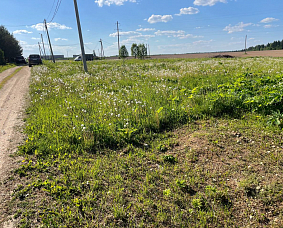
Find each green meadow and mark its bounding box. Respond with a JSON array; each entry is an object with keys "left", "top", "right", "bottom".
[{"left": 10, "top": 57, "right": 283, "bottom": 227}]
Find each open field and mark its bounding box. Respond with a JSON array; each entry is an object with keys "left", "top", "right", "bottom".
[
  {"left": 2, "top": 57, "right": 283, "bottom": 227},
  {"left": 106, "top": 50, "right": 283, "bottom": 60},
  {"left": 150, "top": 50, "right": 283, "bottom": 59}
]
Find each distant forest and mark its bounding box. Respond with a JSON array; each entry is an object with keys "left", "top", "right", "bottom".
[{"left": 247, "top": 40, "right": 283, "bottom": 51}]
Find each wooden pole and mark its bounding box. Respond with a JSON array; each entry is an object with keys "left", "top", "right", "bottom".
[
  {"left": 44, "top": 19, "right": 55, "bottom": 63},
  {"left": 73, "top": 0, "right": 88, "bottom": 72}
]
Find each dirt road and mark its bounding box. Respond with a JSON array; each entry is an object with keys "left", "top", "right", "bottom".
[{"left": 0, "top": 66, "right": 30, "bottom": 228}]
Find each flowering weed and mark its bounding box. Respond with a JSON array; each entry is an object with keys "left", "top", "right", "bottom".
[{"left": 9, "top": 57, "right": 283, "bottom": 227}]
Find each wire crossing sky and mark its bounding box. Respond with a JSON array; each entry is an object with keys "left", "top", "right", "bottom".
[{"left": 1, "top": 0, "right": 282, "bottom": 57}]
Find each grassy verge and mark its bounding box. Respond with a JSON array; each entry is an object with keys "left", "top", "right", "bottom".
[
  {"left": 0, "top": 67, "right": 23, "bottom": 89},
  {"left": 8, "top": 57, "right": 283, "bottom": 227},
  {"left": 0, "top": 63, "right": 16, "bottom": 73}
]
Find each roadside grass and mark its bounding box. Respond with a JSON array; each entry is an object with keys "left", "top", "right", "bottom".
[
  {"left": 0, "top": 67, "right": 23, "bottom": 89},
  {"left": 0, "top": 63, "right": 16, "bottom": 73},
  {"left": 6, "top": 57, "right": 283, "bottom": 227}
]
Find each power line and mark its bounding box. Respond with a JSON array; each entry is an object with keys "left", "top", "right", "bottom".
[
  {"left": 54, "top": 43, "right": 79, "bottom": 46},
  {"left": 49, "top": 0, "right": 63, "bottom": 23},
  {"left": 46, "top": 0, "right": 57, "bottom": 21},
  {"left": 102, "top": 40, "right": 113, "bottom": 45}
]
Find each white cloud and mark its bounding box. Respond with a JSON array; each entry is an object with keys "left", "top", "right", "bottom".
[
  {"left": 264, "top": 24, "right": 279, "bottom": 29},
  {"left": 109, "top": 31, "right": 141, "bottom": 37},
  {"left": 13, "top": 30, "right": 32, "bottom": 35},
  {"left": 194, "top": 0, "right": 226, "bottom": 6},
  {"left": 19, "top": 40, "right": 38, "bottom": 51},
  {"left": 193, "top": 39, "right": 213, "bottom": 45},
  {"left": 176, "top": 7, "right": 199, "bottom": 16},
  {"left": 223, "top": 22, "right": 252, "bottom": 34},
  {"left": 54, "top": 38, "right": 68, "bottom": 41},
  {"left": 31, "top": 22, "right": 72, "bottom": 31},
  {"left": 95, "top": 0, "right": 136, "bottom": 7},
  {"left": 148, "top": 15, "right": 173, "bottom": 24},
  {"left": 155, "top": 30, "right": 185, "bottom": 37},
  {"left": 136, "top": 28, "right": 156, "bottom": 32},
  {"left": 156, "top": 39, "right": 214, "bottom": 54},
  {"left": 131, "top": 34, "right": 155, "bottom": 39},
  {"left": 31, "top": 37, "right": 40, "bottom": 40},
  {"left": 154, "top": 30, "right": 202, "bottom": 39},
  {"left": 260, "top": 17, "right": 279, "bottom": 23},
  {"left": 228, "top": 41, "right": 242, "bottom": 46},
  {"left": 178, "top": 34, "right": 203, "bottom": 39}
]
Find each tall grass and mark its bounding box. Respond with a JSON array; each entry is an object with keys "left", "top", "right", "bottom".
[
  {"left": 22, "top": 58, "right": 283, "bottom": 157},
  {"left": 14, "top": 57, "right": 283, "bottom": 227}
]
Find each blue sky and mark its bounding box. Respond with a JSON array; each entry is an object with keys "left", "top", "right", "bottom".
[{"left": 1, "top": 0, "right": 282, "bottom": 57}]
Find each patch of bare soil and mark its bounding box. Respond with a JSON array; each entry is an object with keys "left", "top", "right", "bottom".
[
  {"left": 169, "top": 119, "right": 283, "bottom": 226},
  {"left": 0, "top": 67, "right": 30, "bottom": 228}
]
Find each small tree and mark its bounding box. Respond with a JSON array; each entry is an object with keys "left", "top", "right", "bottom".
[
  {"left": 131, "top": 43, "right": 138, "bottom": 58},
  {"left": 0, "top": 49, "right": 5, "bottom": 65},
  {"left": 119, "top": 45, "right": 129, "bottom": 59},
  {"left": 137, "top": 44, "right": 147, "bottom": 59}
]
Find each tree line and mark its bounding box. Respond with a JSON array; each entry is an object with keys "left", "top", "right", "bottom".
[
  {"left": 119, "top": 43, "right": 147, "bottom": 59},
  {"left": 247, "top": 39, "right": 283, "bottom": 51},
  {"left": 0, "top": 25, "right": 23, "bottom": 65}
]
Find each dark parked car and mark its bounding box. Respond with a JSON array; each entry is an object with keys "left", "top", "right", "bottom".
[
  {"left": 15, "top": 56, "right": 26, "bottom": 64},
  {"left": 28, "top": 54, "right": 42, "bottom": 67}
]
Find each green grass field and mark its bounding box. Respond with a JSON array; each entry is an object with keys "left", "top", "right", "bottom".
[{"left": 8, "top": 57, "right": 283, "bottom": 227}]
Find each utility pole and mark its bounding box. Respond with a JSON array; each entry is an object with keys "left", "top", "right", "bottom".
[
  {"left": 245, "top": 35, "right": 247, "bottom": 54},
  {"left": 99, "top": 39, "right": 104, "bottom": 59},
  {"left": 148, "top": 44, "right": 150, "bottom": 57},
  {"left": 40, "top": 34, "right": 47, "bottom": 60},
  {"left": 116, "top": 21, "right": 120, "bottom": 55},
  {"left": 38, "top": 42, "right": 43, "bottom": 58},
  {"left": 73, "top": 0, "right": 88, "bottom": 72},
  {"left": 44, "top": 19, "right": 55, "bottom": 63},
  {"left": 146, "top": 44, "right": 148, "bottom": 57}
]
